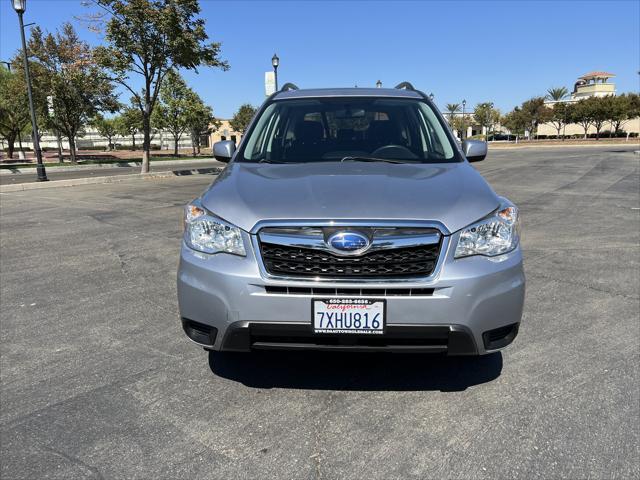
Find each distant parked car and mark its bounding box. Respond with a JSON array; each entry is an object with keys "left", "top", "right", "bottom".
[{"left": 487, "top": 133, "right": 515, "bottom": 141}]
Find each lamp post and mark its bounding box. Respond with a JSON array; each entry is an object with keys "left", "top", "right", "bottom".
[
  {"left": 376, "top": 80, "right": 382, "bottom": 88},
  {"left": 486, "top": 102, "right": 494, "bottom": 140},
  {"left": 12, "top": 0, "right": 47, "bottom": 181},
  {"left": 271, "top": 53, "right": 279, "bottom": 91},
  {"left": 461, "top": 99, "right": 467, "bottom": 140}
]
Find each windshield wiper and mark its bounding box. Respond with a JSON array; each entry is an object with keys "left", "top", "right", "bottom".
[
  {"left": 258, "top": 159, "right": 289, "bottom": 164},
  {"left": 340, "top": 156, "right": 416, "bottom": 164}
]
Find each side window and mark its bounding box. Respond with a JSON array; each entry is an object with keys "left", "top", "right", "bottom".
[{"left": 417, "top": 105, "right": 454, "bottom": 159}]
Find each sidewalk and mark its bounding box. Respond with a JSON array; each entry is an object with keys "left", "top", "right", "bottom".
[
  {"left": 0, "top": 164, "right": 222, "bottom": 193},
  {"left": 0, "top": 157, "right": 216, "bottom": 175}
]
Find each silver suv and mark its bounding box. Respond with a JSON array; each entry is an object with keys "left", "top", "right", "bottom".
[{"left": 178, "top": 83, "right": 524, "bottom": 356}]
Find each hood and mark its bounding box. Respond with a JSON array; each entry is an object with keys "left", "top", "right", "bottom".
[{"left": 201, "top": 161, "right": 500, "bottom": 234}]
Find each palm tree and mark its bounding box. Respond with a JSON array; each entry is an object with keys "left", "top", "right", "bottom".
[
  {"left": 445, "top": 103, "right": 461, "bottom": 129},
  {"left": 546, "top": 87, "right": 569, "bottom": 102}
]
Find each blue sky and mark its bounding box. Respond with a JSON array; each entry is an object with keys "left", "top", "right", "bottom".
[{"left": 1, "top": 0, "right": 639, "bottom": 118}]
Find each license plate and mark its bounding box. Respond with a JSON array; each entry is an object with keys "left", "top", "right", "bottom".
[{"left": 313, "top": 298, "right": 385, "bottom": 334}]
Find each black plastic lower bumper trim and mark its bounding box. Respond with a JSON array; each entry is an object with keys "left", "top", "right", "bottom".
[
  {"left": 181, "top": 318, "right": 218, "bottom": 347},
  {"left": 482, "top": 322, "right": 520, "bottom": 350},
  {"left": 221, "top": 321, "right": 478, "bottom": 355}
]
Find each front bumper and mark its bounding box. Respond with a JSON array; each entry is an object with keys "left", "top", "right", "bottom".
[{"left": 177, "top": 233, "right": 525, "bottom": 355}]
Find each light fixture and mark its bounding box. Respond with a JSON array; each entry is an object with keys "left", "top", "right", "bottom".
[{"left": 12, "top": 0, "right": 26, "bottom": 13}]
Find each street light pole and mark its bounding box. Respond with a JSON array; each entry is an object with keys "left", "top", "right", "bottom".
[
  {"left": 487, "top": 102, "right": 494, "bottom": 140},
  {"left": 272, "top": 53, "right": 279, "bottom": 91},
  {"left": 13, "top": 0, "right": 47, "bottom": 181},
  {"left": 462, "top": 99, "right": 467, "bottom": 140}
]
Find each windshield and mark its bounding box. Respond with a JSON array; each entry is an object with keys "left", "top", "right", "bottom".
[{"left": 239, "top": 97, "right": 459, "bottom": 164}]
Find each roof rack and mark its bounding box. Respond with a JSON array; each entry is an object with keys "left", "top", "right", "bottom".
[
  {"left": 280, "top": 83, "right": 299, "bottom": 92},
  {"left": 394, "top": 82, "right": 416, "bottom": 91}
]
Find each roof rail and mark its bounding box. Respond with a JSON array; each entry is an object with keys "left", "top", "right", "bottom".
[
  {"left": 394, "top": 82, "right": 416, "bottom": 91},
  {"left": 280, "top": 83, "right": 299, "bottom": 92}
]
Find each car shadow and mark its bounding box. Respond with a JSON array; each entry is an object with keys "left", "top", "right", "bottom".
[{"left": 208, "top": 350, "right": 502, "bottom": 392}]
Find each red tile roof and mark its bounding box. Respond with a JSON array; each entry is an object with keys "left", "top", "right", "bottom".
[{"left": 580, "top": 71, "right": 615, "bottom": 79}]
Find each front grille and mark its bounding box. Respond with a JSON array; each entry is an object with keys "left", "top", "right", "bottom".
[{"left": 260, "top": 242, "right": 441, "bottom": 278}]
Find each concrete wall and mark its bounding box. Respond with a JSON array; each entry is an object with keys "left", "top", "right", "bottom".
[{"left": 538, "top": 117, "right": 640, "bottom": 137}]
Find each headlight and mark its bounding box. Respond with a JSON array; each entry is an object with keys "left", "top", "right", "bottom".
[
  {"left": 454, "top": 199, "right": 519, "bottom": 258},
  {"left": 183, "top": 201, "right": 246, "bottom": 256}
]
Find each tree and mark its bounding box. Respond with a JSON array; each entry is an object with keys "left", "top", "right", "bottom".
[
  {"left": 94, "top": 0, "right": 229, "bottom": 173},
  {"left": 444, "top": 103, "right": 460, "bottom": 130},
  {"left": 520, "top": 97, "right": 552, "bottom": 139},
  {"left": 152, "top": 70, "right": 192, "bottom": 156},
  {"left": 28, "top": 23, "right": 118, "bottom": 163},
  {"left": 589, "top": 96, "right": 612, "bottom": 140},
  {"left": 607, "top": 93, "right": 637, "bottom": 136},
  {"left": 502, "top": 107, "right": 529, "bottom": 138},
  {"left": 473, "top": 102, "right": 499, "bottom": 139},
  {"left": 450, "top": 114, "right": 469, "bottom": 139},
  {"left": 629, "top": 92, "right": 640, "bottom": 119},
  {"left": 0, "top": 65, "right": 30, "bottom": 159},
  {"left": 186, "top": 98, "right": 219, "bottom": 155},
  {"left": 229, "top": 104, "right": 257, "bottom": 134},
  {"left": 92, "top": 115, "right": 120, "bottom": 150},
  {"left": 546, "top": 87, "right": 569, "bottom": 102},
  {"left": 570, "top": 98, "right": 595, "bottom": 139},
  {"left": 549, "top": 102, "right": 573, "bottom": 139},
  {"left": 116, "top": 105, "right": 143, "bottom": 149}
]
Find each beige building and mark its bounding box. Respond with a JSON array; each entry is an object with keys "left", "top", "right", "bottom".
[
  {"left": 571, "top": 71, "right": 616, "bottom": 100},
  {"left": 538, "top": 71, "right": 639, "bottom": 137},
  {"left": 209, "top": 119, "right": 243, "bottom": 147}
]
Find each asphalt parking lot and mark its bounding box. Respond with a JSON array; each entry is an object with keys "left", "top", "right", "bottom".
[{"left": 1, "top": 145, "right": 638, "bottom": 479}]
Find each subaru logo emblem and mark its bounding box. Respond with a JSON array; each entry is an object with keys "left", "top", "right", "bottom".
[{"left": 327, "top": 231, "right": 370, "bottom": 253}]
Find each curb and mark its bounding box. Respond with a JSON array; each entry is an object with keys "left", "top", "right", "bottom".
[
  {"left": 0, "top": 158, "right": 220, "bottom": 175},
  {"left": 489, "top": 142, "right": 640, "bottom": 150},
  {"left": 0, "top": 167, "right": 221, "bottom": 193}
]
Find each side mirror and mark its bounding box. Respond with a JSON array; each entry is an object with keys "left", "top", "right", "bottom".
[
  {"left": 213, "top": 140, "right": 236, "bottom": 163},
  {"left": 462, "top": 139, "right": 488, "bottom": 162}
]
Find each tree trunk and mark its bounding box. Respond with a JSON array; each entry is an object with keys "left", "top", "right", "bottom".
[
  {"left": 174, "top": 136, "right": 179, "bottom": 157},
  {"left": 56, "top": 132, "right": 63, "bottom": 163},
  {"left": 141, "top": 114, "right": 151, "bottom": 173},
  {"left": 68, "top": 136, "right": 77, "bottom": 164},
  {"left": 7, "top": 135, "right": 15, "bottom": 159},
  {"left": 191, "top": 132, "right": 197, "bottom": 156},
  {"left": 131, "top": 134, "right": 136, "bottom": 150}
]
